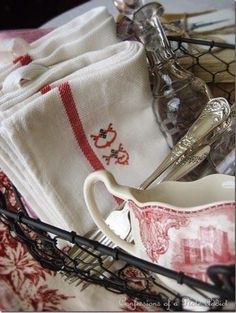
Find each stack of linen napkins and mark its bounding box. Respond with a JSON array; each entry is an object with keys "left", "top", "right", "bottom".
[{"left": 0, "top": 7, "right": 169, "bottom": 235}]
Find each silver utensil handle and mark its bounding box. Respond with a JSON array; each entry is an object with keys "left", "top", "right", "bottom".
[
  {"left": 163, "top": 145, "right": 210, "bottom": 181},
  {"left": 140, "top": 97, "right": 230, "bottom": 189}
]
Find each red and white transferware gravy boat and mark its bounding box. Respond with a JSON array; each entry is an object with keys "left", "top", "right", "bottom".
[{"left": 84, "top": 170, "right": 235, "bottom": 290}]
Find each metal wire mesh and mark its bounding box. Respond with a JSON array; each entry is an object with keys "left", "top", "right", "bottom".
[
  {"left": 0, "top": 37, "right": 235, "bottom": 311},
  {"left": 0, "top": 180, "right": 235, "bottom": 312},
  {"left": 117, "top": 17, "right": 235, "bottom": 106},
  {"left": 169, "top": 36, "right": 235, "bottom": 104}
]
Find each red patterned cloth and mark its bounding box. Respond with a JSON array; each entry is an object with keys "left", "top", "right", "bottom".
[
  {"left": 0, "top": 170, "right": 74, "bottom": 311},
  {"left": 0, "top": 169, "right": 162, "bottom": 311}
]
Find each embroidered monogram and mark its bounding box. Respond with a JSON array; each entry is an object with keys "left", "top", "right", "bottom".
[
  {"left": 103, "top": 144, "right": 129, "bottom": 166},
  {"left": 90, "top": 123, "right": 117, "bottom": 148},
  {"left": 91, "top": 123, "right": 129, "bottom": 166}
]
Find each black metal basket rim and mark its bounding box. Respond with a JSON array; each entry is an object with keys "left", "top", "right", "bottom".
[
  {"left": 0, "top": 205, "right": 234, "bottom": 301},
  {"left": 167, "top": 35, "right": 235, "bottom": 50}
]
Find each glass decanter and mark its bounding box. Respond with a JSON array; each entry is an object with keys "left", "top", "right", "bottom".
[{"left": 133, "top": 3, "right": 212, "bottom": 147}]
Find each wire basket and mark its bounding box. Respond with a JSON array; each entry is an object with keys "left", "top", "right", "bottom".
[
  {"left": 168, "top": 36, "right": 235, "bottom": 104},
  {"left": 0, "top": 37, "right": 235, "bottom": 312}
]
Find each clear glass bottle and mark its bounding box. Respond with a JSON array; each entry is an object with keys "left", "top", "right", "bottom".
[{"left": 133, "top": 3, "right": 212, "bottom": 147}]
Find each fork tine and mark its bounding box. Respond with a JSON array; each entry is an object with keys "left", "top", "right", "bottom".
[
  {"left": 63, "top": 236, "right": 113, "bottom": 282},
  {"left": 74, "top": 234, "right": 132, "bottom": 288},
  {"left": 69, "top": 230, "right": 108, "bottom": 261},
  {"left": 73, "top": 237, "right": 112, "bottom": 269},
  {"left": 70, "top": 239, "right": 116, "bottom": 287},
  {"left": 61, "top": 246, "right": 85, "bottom": 278},
  {"left": 76, "top": 246, "right": 116, "bottom": 288},
  {"left": 75, "top": 254, "right": 116, "bottom": 287},
  {"left": 61, "top": 230, "right": 109, "bottom": 277},
  {"left": 74, "top": 205, "right": 130, "bottom": 272},
  {"left": 73, "top": 235, "right": 110, "bottom": 266},
  {"left": 65, "top": 231, "right": 133, "bottom": 287},
  {"left": 63, "top": 202, "right": 131, "bottom": 286},
  {"left": 67, "top": 256, "right": 107, "bottom": 285},
  {"left": 75, "top": 232, "right": 133, "bottom": 289}
]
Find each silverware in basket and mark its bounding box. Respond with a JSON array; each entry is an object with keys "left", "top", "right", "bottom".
[{"left": 62, "top": 97, "right": 230, "bottom": 288}]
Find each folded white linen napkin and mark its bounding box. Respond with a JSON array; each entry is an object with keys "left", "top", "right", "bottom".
[
  {"left": 0, "top": 7, "right": 118, "bottom": 90},
  {"left": 0, "top": 40, "right": 131, "bottom": 116},
  {"left": 0, "top": 39, "right": 169, "bottom": 234}
]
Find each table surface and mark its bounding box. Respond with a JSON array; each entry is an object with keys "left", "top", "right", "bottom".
[{"left": 43, "top": 0, "right": 234, "bottom": 28}]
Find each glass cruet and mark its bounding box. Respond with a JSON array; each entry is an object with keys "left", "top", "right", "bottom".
[{"left": 133, "top": 3, "right": 212, "bottom": 147}]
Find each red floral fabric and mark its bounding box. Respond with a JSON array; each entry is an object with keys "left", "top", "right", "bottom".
[
  {"left": 0, "top": 170, "right": 74, "bottom": 311},
  {"left": 0, "top": 169, "right": 159, "bottom": 311}
]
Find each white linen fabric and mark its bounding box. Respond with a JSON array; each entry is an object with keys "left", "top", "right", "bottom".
[
  {"left": 0, "top": 8, "right": 169, "bottom": 235},
  {"left": 0, "top": 6, "right": 118, "bottom": 90}
]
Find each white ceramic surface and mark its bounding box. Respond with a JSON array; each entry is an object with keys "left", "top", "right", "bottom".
[{"left": 84, "top": 170, "right": 235, "bottom": 303}]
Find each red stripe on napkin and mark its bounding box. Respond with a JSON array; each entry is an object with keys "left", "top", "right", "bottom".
[
  {"left": 58, "top": 82, "right": 104, "bottom": 170},
  {"left": 13, "top": 54, "right": 32, "bottom": 65},
  {"left": 58, "top": 82, "right": 122, "bottom": 205},
  {"left": 40, "top": 84, "right": 52, "bottom": 94}
]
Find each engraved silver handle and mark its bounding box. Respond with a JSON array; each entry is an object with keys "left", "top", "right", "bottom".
[
  {"left": 140, "top": 97, "right": 230, "bottom": 189},
  {"left": 163, "top": 145, "right": 210, "bottom": 181}
]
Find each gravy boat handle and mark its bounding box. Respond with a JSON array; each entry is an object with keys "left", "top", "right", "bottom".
[{"left": 83, "top": 170, "right": 136, "bottom": 255}]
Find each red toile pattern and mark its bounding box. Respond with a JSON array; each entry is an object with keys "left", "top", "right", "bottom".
[
  {"left": 0, "top": 170, "right": 74, "bottom": 311},
  {"left": 171, "top": 224, "right": 235, "bottom": 281},
  {"left": 130, "top": 200, "right": 188, "bottom": 262},
  {"left": 129, "top": 200, "right": 235, "bottom": 282},
  {"left": 0, "top": 169, "right": 154, "bottom": 311}
]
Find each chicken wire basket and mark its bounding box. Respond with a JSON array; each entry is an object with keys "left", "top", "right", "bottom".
[
  {"left": 0, "top": 37, "right": 235, "bottom": 312},
  {"left": 168, "top": 36, "right": 235, "bottom": 105}
]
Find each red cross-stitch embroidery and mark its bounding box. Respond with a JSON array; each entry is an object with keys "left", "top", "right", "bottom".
[
  {"left": 103, "top": 144, "right": 129, "bottom": 166},
  {"left": 90, "top": 123, "right": 117, "bottom": 148}
]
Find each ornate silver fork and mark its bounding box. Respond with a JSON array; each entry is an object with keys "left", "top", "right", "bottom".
[{"left": 62, "top": 97, "right": 230, "bottom": 287}]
